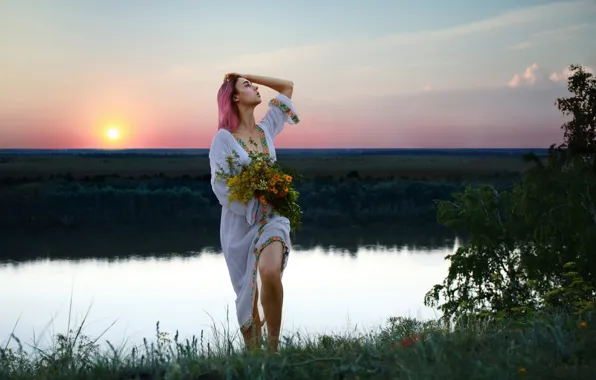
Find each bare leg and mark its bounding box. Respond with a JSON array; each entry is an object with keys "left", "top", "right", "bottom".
[
  {"left": 258, "top": 241, "right": 284, "bottom": 352},
  {"left": 242, "top": 286, "right": 262, "bottom": 351}
]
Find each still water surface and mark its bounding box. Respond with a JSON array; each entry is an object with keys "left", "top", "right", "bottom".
[{"left": 1, "top": 240, "right": 456, "bottom": 350}]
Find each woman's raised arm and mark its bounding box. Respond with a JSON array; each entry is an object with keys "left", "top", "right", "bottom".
[{"left": 224, "top": 73, "right": 293, "bottom": 99}]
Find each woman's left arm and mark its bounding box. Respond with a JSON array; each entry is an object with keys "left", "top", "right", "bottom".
[{"left": 227, "top": 73, "right": 294, "bottom": 99}]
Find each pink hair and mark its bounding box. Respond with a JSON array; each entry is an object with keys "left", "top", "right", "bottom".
[{"left": 217, "top": 75, "right": 240, "bottom": 133}]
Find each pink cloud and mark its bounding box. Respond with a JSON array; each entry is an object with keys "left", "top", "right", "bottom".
[
  {"left": 507, "top": 63, "right": 540, "bottom": 88},
  {"left": 549, "top": 65, "right": 594, "bottom": 82}
]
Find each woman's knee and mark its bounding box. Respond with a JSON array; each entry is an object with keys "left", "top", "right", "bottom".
[
  {"left": 258, "top": 241, "right": 284, "bottom": 282},
  {"left": 260, "top": 266, "right": 281, "bottom": 284}
]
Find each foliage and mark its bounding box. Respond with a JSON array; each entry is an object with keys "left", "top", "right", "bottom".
[
  {"left": 543, "top": 262, "right": 596, "bottom": 316},
  {"left": 425, "top": 64, "right": 596, "bottom": 325},
  {"left": 0, "top": 177, "right": 514, "bottom": 230},
  {"left": 555, "top": 63, "right": 596, "bottom": 158},
  {"left": 1, "top": 311, "right": 595, "bottom": 379},
  {"left": 215, "top": 148, "right": 303, "bottom": 232}
]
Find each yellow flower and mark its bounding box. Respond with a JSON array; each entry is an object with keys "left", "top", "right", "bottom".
[
  {"left": 217, "top": 150, "right": 301, "bottom": 232},
  {"left": 518, "top": 368, "right": 527, "bottom": 375}
]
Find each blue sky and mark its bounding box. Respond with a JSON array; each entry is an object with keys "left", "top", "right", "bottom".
[{"left": 0, "top": 0, "right": 594, "bottom": 148}]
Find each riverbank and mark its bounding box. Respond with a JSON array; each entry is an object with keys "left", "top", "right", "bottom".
[{"left": 1, "top": 311, "right": 594, "bottom": 379}]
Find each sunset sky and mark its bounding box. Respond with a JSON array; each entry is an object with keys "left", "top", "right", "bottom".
[{"left": 1, "top": 0, "right": 595, "bottom": 149}]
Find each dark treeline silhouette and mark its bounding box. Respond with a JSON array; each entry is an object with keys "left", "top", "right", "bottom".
[{"left": 0, "top": 175, "right": 521, "bottom": 231}]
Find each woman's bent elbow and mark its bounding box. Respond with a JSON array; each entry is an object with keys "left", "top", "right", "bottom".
[{"left": 281, "top": 82, "right": 294, "bottom": 98}]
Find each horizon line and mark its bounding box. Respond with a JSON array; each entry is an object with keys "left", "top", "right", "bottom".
[{"left": 0, "top": 147, "right": 551, "bottom": 151}]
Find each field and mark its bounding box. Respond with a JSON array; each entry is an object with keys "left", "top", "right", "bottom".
[
  {"left": 0, "top": 152, "right": 537, "bottom": 181},
  {"left": 1, "top": 311, "right": 594, "bottom": 379}
]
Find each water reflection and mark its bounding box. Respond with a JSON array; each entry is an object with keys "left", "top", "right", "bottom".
[
  {"left": 0, "top": 224, "right": 456, "bottom": 262},
  {"left": 0, "top": 241, "right": 457, "bottom": 351}
]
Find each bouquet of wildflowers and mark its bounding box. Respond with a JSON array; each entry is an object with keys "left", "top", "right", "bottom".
[{"left": 215, "top": 148, "right": 302, "bottom": 232}]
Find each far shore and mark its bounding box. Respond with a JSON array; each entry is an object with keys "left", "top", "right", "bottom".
[{"left": 0, "top": 151, "right": 536, "bottom": 181}]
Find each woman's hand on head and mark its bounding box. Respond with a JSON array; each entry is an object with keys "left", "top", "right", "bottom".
[{"left": 223, "top": 72, "right": 242, "bottom": 83}]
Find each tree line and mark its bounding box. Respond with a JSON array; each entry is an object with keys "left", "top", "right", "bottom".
[{"left": 0, "top": 175, "right": 518, "bottom": 230}]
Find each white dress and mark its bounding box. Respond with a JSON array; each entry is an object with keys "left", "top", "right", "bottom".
[{"left": 208, "top": 93, "right": 300, "bottom": 333}]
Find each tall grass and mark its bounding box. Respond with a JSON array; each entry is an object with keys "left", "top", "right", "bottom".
[{"left": 1, "top": 309, "right": 594, "bottom": 379}]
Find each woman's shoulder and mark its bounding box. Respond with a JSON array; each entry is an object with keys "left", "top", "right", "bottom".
[
  {"left": 208, "top": 129, "right": 227, "bottom": 154},
  {"left": 211, "top": 128, "right": 234, "bottom": 146}
]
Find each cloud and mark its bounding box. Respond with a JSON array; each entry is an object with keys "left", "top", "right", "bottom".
[
  {"left": 507, "top": 63, "right": 595, "bottom": 88},
  {"left": 507, "top": 22, "right": 596, "bottom": 51},
  {"left": 533, "top": 22, "right": 595, "bottom": 38},
  {"left": 422, "top": 84, "right": 432, "bottom": 92},
  {"left": 549, "top": 68, "right": 573, "bottom": 82},
  {"left": 549, "top": 65, "right": 594, "bottom": 82},
  {"left": 366, "top": 0, "right": 594, "bottom": 49},
  {"left": 163, "top": 0, "right": 596, "bottom": 98},
  {"left": 508, "top": 41, "right": 533, "bottom": 51},
  {"left": 506, "top": 22, "right": 595, "bottom": 51},
  {"left": 507, "top": 63, "right": 540, "bottom": 88}
]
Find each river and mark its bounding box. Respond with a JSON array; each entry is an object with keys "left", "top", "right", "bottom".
[{"left": 0, "top": 229, "right": 457, "bottom": 351}]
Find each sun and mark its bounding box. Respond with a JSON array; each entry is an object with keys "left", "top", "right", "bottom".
[
  {"left": 106, "top": 127, "right": 120, "bottom": 141},
  {"left": 100, "top": 122, "right": 128, "bottom": 146}
]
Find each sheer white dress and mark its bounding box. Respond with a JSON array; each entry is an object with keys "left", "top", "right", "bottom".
[{"left": 208, "top": 93, "right": 300, "bottom": 333}]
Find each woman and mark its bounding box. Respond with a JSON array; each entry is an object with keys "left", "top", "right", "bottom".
[{"left": 208, "top": 73, "right": 300, "bottom": 352}]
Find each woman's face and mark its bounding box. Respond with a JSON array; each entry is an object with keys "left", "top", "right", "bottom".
[{"left": 234, "top": 77, "right": 262, "bottom": 106}]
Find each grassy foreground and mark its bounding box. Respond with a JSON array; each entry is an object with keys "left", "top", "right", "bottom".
[{"left": 1, "top": 312, "right": 594, "bottom": 380}]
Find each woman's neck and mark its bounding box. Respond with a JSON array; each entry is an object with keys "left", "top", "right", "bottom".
[{"left": 236, "top": 106, "right": 257, "bottom": 132}]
